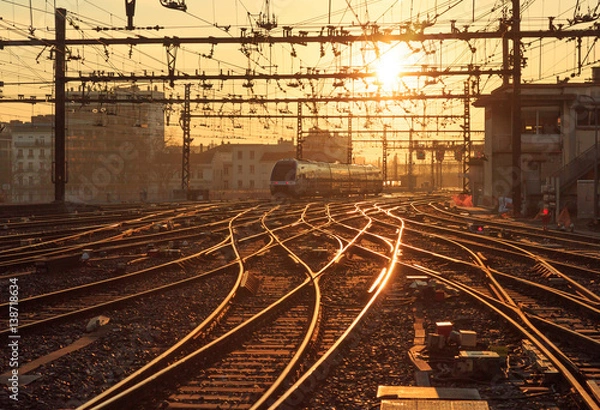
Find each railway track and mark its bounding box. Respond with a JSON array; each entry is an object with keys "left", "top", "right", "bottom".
[
  {"left": 2, "top": 195, "right": 600, "bottom": 410},
  {"left": 383, "top": 199, "right": 600, "bottom": 410},
  {"left": 73, "top": 201, "right": 398, "bottom": 409},
  {"left": 0, "top": 203, "right": 257, "bottom": 272}
]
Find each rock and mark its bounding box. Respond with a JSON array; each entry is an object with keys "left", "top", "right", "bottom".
[{"left": 86, "top": 315, "right": 110, "bottom": 332}]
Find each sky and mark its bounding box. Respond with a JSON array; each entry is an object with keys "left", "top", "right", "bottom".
[{"left": 1, "top": 0, "right": 599, "bottom": 153}]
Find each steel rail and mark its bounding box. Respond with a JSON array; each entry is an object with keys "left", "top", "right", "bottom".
[
  {"left": 77, "top": 207, "right": 256, "bottom": 409},
  {"left": 399, "top": 214, "right": 600, "bottom": 296},
  {"left": 81, "top": 202, "right": 366, "bottom": 409},
  {"left": 269, "top": 204, "right": 403, "bottom": 409},
  {"left": 402, "top": 261, "right": 600, "bottom": 410}
]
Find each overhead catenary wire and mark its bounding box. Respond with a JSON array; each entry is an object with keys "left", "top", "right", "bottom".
[{"left": 0, "top": 0, "right": 599, "bottom": 132}]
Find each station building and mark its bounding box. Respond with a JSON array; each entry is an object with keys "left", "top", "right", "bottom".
[{"left": 473, "top": 73, "right": 600, "bottom": 218}]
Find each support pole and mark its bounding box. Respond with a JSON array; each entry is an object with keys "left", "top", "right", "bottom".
[
  {"left": 296, "top": 102, "right": 303, "bottom": 159},
  {"left": 166, "top": 43, "right": 179, "bottom": 88},
  {"left": 347, "top": 113, "right": 353, "bottom": 164},
  {"left": 408, "top": 128, "right": 414, "bottom": 191},
  {"left": 53, "top": 8, "right": 67, "bottom": 203},
  {"left": 511, "top": 0, "right": 522, "bottom": 216},
  {"left": 501, "top": 20, "right": 510, "bottom": 88},
  {"left": 463, "top": 80, "right": 472, "bottom": 193},
  {"left": 431, "top": 144, "right": 435, "bottom": 189},
  {"left": 594, "top": 106, "right": 599, "bottom": 221},
  {"left": 181, "top": 84, "right": 192, "bottom": 194},
  {"left": 125, "top": 0, "right": 136, "bottom": 30},
  {"left": 382, "top": 125, "right": 388, "bottom": 183}
]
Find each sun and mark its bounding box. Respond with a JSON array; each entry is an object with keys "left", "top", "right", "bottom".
[
  {"left": 374, "top": 49, "right": 404, "bottom": 92},
  {"left": 375, "top": 58, "right": 401, "bottom": 89}
]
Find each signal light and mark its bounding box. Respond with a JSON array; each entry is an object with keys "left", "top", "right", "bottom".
[
  {"left": 474, "top": 151, "right": 488, "bottom": 160},
  {"left": 468, "top": 222, "right": 485, "bottom": 233}
]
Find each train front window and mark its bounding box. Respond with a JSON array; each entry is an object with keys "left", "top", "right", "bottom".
[{"left": 271, "top": 161, "right": 296, "bottom": 181}]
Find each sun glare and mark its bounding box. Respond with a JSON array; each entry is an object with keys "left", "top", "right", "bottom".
[{"left": 374, "top": 49, "right": 404, "bottom": 91}]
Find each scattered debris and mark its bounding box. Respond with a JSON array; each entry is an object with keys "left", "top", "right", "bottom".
[{"left": 86, "top": 315, "right": 111, "bottom": 332}]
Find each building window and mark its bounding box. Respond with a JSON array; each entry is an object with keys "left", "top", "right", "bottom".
[
  {"left": 39, "top": 162, "right": 45, "bottom": 171},
  {"left": 237, "top": 151, "right": 243, "bottom": 160},
  {"left": 17, "top": 149, "right": 23, "bottom": 159},
  {"left": 17, "top": 162, "right": 23, "bottom": 171},
  {"left": 249, "top": 180, "right": 255, "bottom": 188},
  {"left": 237, "top": 180, "right": 243, "bottom": 188},
  {"left": 28, "top": 162, "right": 34, "bottom": 171},
  {"left": 249, "top": 150, "right": 255, "bottom": 160},
  {"left": 522, "top": 107, "right": 560, "bottom": 134},
  {"left": 238, "top": 165, "right": 243, "bottom": 174},
  {"left": 249, "top": 165, "right": 255, "bottom": 174},
  {"left": 40, "top": 149, "right": 45, "bottom": 158},
  {"left": 28, "top": 149, "right": 34, "bottom": 159},
  {"left": 224, "top": 167, "right": 229, "bottom": 176},
  {"left": 577, "top": 107, "right": 600, "bottom": 128},
  {"left": 28, "top": 176, "right": 34, "bottom": 186},
  {"left": 223, "top": 180, "right": 229, "bottom": 189}
]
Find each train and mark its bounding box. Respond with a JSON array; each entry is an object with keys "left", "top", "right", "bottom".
[{"left": 269, "top": 158, "right": 384, "bottom": 198}]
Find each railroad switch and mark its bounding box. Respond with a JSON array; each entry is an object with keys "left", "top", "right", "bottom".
[
  {"left": 453, "top": 350, "right": 502, "bottom": 380},
  {"left": 521, "top": 340, "right": 560, "bottom": 384}
]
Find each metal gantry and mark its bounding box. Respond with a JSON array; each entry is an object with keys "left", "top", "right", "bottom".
[
  {"left": 1, "top": 4, "right": 600, "bottom": 202},
  {"left": 53, "top": 8, "right": 67, "bottom": 203},
  {"left": 463, "top": 80, "right": 472, "bottom": 194},
  {"left": 181, "top": 84, "right": 192, "bottom": 192}
]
